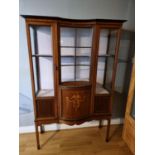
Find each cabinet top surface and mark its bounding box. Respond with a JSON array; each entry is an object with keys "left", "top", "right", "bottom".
[{"left": 21, "top": 15, "right": 126, "bottom": 23}]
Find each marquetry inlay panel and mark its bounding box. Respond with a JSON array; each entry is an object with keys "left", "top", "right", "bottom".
[{"left": 61, "top": 88, "right": 91, "bottom": 120}]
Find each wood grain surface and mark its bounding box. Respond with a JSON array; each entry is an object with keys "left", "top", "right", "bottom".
[{"left": 20, "top": 125, "right": 133, "bottom": 155}]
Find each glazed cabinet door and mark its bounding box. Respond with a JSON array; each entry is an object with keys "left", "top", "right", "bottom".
[
  {"left": 27, "top": 23, "right": 57, "bottom": 119},
  {"left": 58, "top": 25, "right": 94, "bottom": 121},
  {"left": 59, "top": 27, "right": 93, "bottom": 82},
  {"left": 94, "top": 27, "right": 121, "bottom": 115},
  {"left": 95, "top": 29, "right": 120, "bottom": 94}
]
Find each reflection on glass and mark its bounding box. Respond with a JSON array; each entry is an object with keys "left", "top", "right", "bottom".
[
  {"left": 32, "top": 57, "right": 54, "bottom": 96},
  {"left": 61, "top": 47, "right": 74, "bottom": 56},
  {"left": 96, "top": 29, "right": 118, "bottom": 94},
  {"left": 98, "top": 29, "right": 109, "bottom": 55},
  {"left": 60, "top": 28, "right": 75, "bottom": 46},
  {"left": 76, "top": 57, "right": 90, "bottom": 65},
  {"left": 76, "top": 28, "right": 93, "bottom": 47},
  {"left": 61, "top": 57, "right": 74, "bottom": 65},
  {"left": 108, "top": 30, "right": 117, "bottom": 55},
  {"left": 61, "top": 66, "right": 75, "bottom": 82},
  {"left": 30, "top": 26, "right": 52, "bottom": 55},
  {"left": 105, "top": 57, "right": 114, "bottom": 90},
  {"left": 76, "top": 48, "right": 91, "bottom": 56},
  {"left": 115, "top": 62, "right": 127, "bottom": 93},
  {"left": 96, "top": 57, "right": 106, "bottom": 85},
  {"left": 76, "top": 66, "right": 90, "bottom": 81}
]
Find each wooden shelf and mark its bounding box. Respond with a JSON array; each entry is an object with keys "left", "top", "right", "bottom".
[
  {"left": 118, "top": 59, "right": 131, "bottom": 63},
  {"left": 31, "top": 54, "right": 115, "bottom": 58},
  {"left": 36, "top": 89, "right": 54, "bottom": 97},
  {"left": 32, "top": 54, "right": 91, "bottom": 58},
  {"left": 98, "top": 54, "right": 115, "bottom": 57},
  {"left": 61, "top": 55, "right": 90, "bottom": 57},
  {"left": 96, "top": 83, "right": 109, "bottom": 94},
  {"left": 32, "top": 54, "right": 53, "bottom": 57},
  {"left": 61, "top": 64, "right": 90, "bottom": 66},
  {"left": 60, "top": 46, "right": 92, "bottom": 48}
]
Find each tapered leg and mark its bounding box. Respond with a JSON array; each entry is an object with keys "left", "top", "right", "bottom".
[
  {"left": 40, "top": 125, "right": 45, "bottom": 134},
  {"left": 106, "top": 119, "right": 111, "bottom": 142},
  {"left": 35, "top": 123, "right": 40, "bottom": 149},
  {"left": 99, "top": 120, "right": 102, "bottom": 128}
]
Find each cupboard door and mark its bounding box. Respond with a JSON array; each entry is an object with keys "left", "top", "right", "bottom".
[
  {"left": 96, "top": 29, "right": 119, "bottom": 94},
  {"left": 60, "top": 87, "right": 91, "bottom": 120}
]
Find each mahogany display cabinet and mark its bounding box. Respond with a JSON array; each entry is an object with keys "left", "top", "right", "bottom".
[{"left": 22, "top": 15, "right": 126, "bottom": 149}]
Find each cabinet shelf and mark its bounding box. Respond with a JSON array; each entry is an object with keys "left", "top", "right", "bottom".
[
  {"left": 32, "top": 54, "right": 53, "bottom": 57},
  {"left": 36, "top": 89, "right": 54, "bottom": 97},
  {"left": 61, "top": 64, "right": 90, "bottom": 66},
  {"left": 118, "top": 59, "right": 131, "bottom": 63},
  {"left": 98, "top": 54, "right": 115, "bottom": 57},
  {"left": 60, "top": 46, "right": 92, "bottom": 48},
  {"left": 96, "top": 83, "right": 109, "bottom": 94},
  {"left": 32, "top": 54, "right": 92, "bottom": 58},
  {"left": 61, "top": 55, "right": 90, "bottom": 57}
]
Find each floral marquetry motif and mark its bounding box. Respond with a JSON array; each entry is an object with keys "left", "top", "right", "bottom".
[
  {"left": 65, "top": 93, "right": 86, "bottom": 111},
  {"left": 61, "top": 88, "right": 91, "bottom": 120}
]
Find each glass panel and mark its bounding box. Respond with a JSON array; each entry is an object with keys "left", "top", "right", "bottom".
[
  {"left": 61, "top": 47, "right": 74, "bottom": 56},
  {"left": 118, "top": 30, "right": 134, "bottom": 61},
  {"left": 60, "top": 28, "right": 75, "bottom": 46},
  {"left": 61, "top": 66, "right": 75, "bottom": 82},
  {"left": 61, "top": 57, "right": 74, "bottom": 65},
  {"left": 32, "top": 57, "right": 38, "bottom": 93},
  {"left": 76, "top": 28, "right": 93, "bottom": 47},
  {"left": 96, "top": 57, "right": 106, "bottom": 85},
  {"left": 96, "top": 30, "right": 108, "bottom": 94},
  {"left": 108, "top": 30, "right": 118, "bottom": 55},
  {"left": 96, "top": 29, "right": 117, "bottom": 94},
  {"left": 39, "top": 57, "right": 54, "bottom": 90},
  {"left": 98, "top": 30, "right": 109, "bottom": 55},
  {"left": 30, "top": 25, "right": 55, "bottom": 97},
  {"left": 30, "top": 26, "right": 52, "bottom": 55},
  {"left": 60, "top": 27, "right": 93, "bottom": 83},
  {"left": 76, "top": 66, "right": 90, "bottom": 81},
  {"left": 115, "top": 62, "right": 127, "bottom": 93},
  {"left": 104, "top": 57, "right": 114, "bottom": 91},
  {"left": 32, "top": 57, "right": 54, "bottom": 97},
  {"left": 104, "top": 30, "right": 118, "bottom": 91},
  {"left": 76, "top": 57, "right": 90, "bottom": 65},
  {"left": 76, "top": 48, "right": 91, "bottom": 56}
]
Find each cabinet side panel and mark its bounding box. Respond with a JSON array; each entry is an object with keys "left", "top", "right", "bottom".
[
  {"left": 36, "top": 99, "right": 56, "bottom": 118},
  {"left": 94, "top": 95, "right": 110, "bottom": 113}
]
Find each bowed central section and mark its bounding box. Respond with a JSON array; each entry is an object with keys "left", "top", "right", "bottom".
[{"left": 60, "top": 82, "right": 91, "bottom": 121}]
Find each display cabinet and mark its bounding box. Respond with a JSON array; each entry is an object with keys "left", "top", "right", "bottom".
[{"left": 22, "top": 15, "right": 125, "bottom": 149}]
